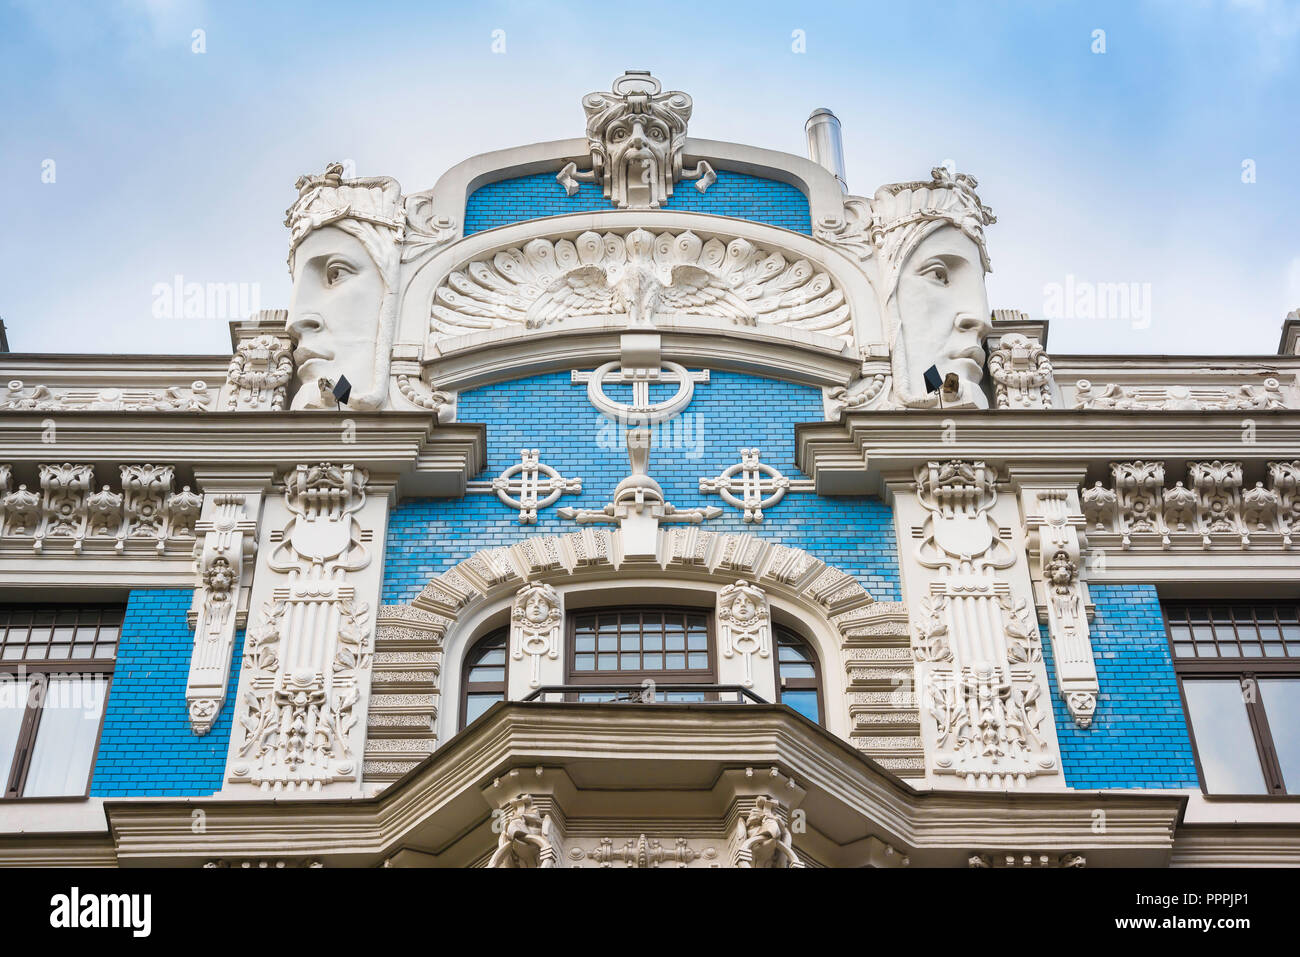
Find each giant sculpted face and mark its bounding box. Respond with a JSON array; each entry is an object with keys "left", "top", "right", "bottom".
[
  {"left": 871, "top": 167, "right": 998, "bottom": 408},
  {"left": 288, "top": 225, "right": 387, "bottom": 408},
  {"left": 893, "top": 227, "right": 992, "bottom": 395},
  {"left": 284, "top": 164, "right": 406, "bottom": 411}
]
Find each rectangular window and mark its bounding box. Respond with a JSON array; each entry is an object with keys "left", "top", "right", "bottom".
[
  {"left": 1165, "top": 601, "right": 1300, "bottom": 795},
  {"left": 0, "top": 605, "right": 119, "bottom": 799}
]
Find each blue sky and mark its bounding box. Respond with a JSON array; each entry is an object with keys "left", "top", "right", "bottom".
[{"left": 1, "top": 0, "right": 1298, "bottom": 356}]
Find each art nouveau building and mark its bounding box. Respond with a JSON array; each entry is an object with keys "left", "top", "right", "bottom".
[{"left": 2, "top": 72, "right": 1299, "bottom": 868}]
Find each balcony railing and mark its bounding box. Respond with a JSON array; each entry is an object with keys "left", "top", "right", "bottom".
[{"left": 521, "top": 684, "right": 768, "bottom": 705}]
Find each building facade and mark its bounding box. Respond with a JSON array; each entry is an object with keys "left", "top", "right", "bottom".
[{"left": 2, "top": 71, "right": 1299, "bottom": 867}]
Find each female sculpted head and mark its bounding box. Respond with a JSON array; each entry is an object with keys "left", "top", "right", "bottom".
[{"left": 871, "top": 167, "right": 997, "bottom": 408}]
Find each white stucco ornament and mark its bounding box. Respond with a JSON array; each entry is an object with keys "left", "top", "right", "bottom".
[{"left": 558, "top": 71, "right": 715, "bottom": 210}]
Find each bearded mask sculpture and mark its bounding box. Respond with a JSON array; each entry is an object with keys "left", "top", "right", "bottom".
[
  {"left": 284, "top": 164, "right": 406, "bottom": 411},
  {"left": 870, "top": 167, "right": 997, "bottom": 408},
  {"left": 558, "top": 70, "right": 716, "bottom": 209}
]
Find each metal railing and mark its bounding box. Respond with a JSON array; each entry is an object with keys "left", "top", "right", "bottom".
[{"left": 521, "top": 683, "right": 769, "bottom": 705}]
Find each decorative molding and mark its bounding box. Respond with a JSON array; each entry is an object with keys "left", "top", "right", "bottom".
[
  {"left": 1083, "top": 460, "right": 1300, "bottom": 550},
  {"left": 716, "top": 580, "right": 771, "bottom": 687},
  {"left": 0, "top": 463, "right": 200, "bottom": 555},
  {"left": 430, "top": 228, "right": 850, "bottom": 343},
  {"left": 224, "top": 335, "right": 294, "bottom": 411},
  {"left": 487, "top": 793, "right": 559, "bottom": 868},
  {"left": 1, "top": 379, "right": 214, "bottom": 412},
  {"left": 989, "top": 334, "right": 1054, "bottom": 409},
  {"left": 558, "top": 428, "right": 721, "bottom": 558},
  {"left": 911, "top": 461, "right": 1059, "bottom": 787},
  {"left": 1020, "top": 485, "right": 1099, "bottom": 728},
  {"left": 229, "top": 464, "right": 373, "bottom": 792},
  {"left": 576, "top": 834, "right": 716, "bottom": 868},
  {"left": 698, "top": 448, "right": 814, "bottom": 523},
  {"left": 732, "top": 795, "right": 803, "bottom": 868},
  {"left": 394, "top": 374, "right": 455, "bottom": 420},
  {"left": 968, "top": 852, "right": 1086, "bottom": 868},
  {"left": 466, "top": 449, "right": 582, "bottom": 524},
  {"left": 510, "top": 582, "right": 562, "bottom": 688},
  {"left": 1073, "top": 377, "right": 1286, "bottom": 411},
  {"left": 186, "top": 493, "right": 259, "bottom": 734},
  {"left": 556, "top": 71, "right": 714, "bottom": 210}
]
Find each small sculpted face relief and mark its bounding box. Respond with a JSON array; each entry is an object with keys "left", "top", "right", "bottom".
[
  {"left": 287, "top": 226, "right": 385, "bottom": 410},
  {"left": 605, "top": 113, "right": 673, "bottom": 208},
  {"left": 895, "top": 227, "right": 992, "bottom": 404}
]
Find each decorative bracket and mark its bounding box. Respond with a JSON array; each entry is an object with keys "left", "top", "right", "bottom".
[
  {"left": 1019, "top": 482, "right": 1100, "bottom": 728},
  {"left": 186, "top": 493, "right": 259, "bottom": 734}
]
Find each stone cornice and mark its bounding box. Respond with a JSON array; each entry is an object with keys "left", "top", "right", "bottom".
[
  {"left": 0, "top": 412, "right": 485, "bottom": 496},
  {"left": 796, "top": 410, "right": 1300, "bottom": 495},
  {"left": 92, "top": 702, "right": 1184, "bottom": 868}
]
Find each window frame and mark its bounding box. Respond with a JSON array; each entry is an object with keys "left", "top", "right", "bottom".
[
  {"left": 1, "top": 604, "right": 120, "bottom": 801},
  {"left": 564, "top": 606, "right": 718, "bottom": 687},
  {"left": 458, "top": 626, "right": 510, "bottom": 731},
  {"left": 1163, "top": 600, "right": 1300, "bottom": 796},
  {"left": 772, "top": 625, "right": 824, "bottom": 727}
]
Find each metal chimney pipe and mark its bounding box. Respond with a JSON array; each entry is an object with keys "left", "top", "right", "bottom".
[{"left": 805, "top": 108, "right": 847, "bottom": 192}]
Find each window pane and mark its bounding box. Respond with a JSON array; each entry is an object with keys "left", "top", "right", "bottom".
[
  {"left": 1259, "top": 678, "right": 1300, "bottom": 793},
  {"left": 1182, "top": 680, "right": 1268, "bottom": 795},
  {"left": 781, "top": 689, "right": 820, "bottom": 724},
  {"left": 0, "top": 679, "right": 32, "bottom": 788},
  {"left": 23, "top": 676, "right": 108, "bottom": 797},
  {"left": 780, "top": 662, "right": 816, "bottom": 679},
  {"left": 464, "top": 693, "right": 501, "bottom": 724},
  {"left": 470, "top": 666, "right": 505, "bottom": 683}
]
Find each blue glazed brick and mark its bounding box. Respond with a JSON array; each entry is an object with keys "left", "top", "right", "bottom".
[
  {"left": 382, "top": 370, "right": 899, "bottom": 604},
  {"left": 1041, "top": 584, "right": 1199, "bottom": 789},
  {"left": 463, "top": 170, "right": 812, "bottom": 235},
  {"left": 90, "top": 589, "right": 242, "bottom": 797}
]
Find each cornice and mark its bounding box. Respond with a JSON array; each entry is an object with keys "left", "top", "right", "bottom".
[
  {"left": 94, "top": 702, "right": 1183, "bottom": 868},
  {"left": 0, "top": 412, "right": 486, "bottom": 496},
  {"left": 796, "top": 410, "right": 1300, "bottom": 495}
]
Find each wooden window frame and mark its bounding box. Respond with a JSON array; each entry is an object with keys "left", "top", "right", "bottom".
[
  {"left": 772, "top": 625, "right": 824, "bottom": 727},
  {"left": 1, "top": 604, "right": 120, "bottom": 801},
  {"left": 564, "top": 607, "right": 717, "bottom": 687},
  {"left": 1163, "top": 601, "right": 1300, "bottom": 796},
  {"left": 458, "top": 627, "right": 509, "bottom": 731}
]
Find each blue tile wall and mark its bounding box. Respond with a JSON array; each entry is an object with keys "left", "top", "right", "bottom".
[
  {"left": 463, "top": 170, "right": 812, "bottom": 235},
  {"left": 91, "top": 589, "right": 242, "bottom": 797},
  {"left": 383, "top": 370, "right": 899, "bottom": 604},
  {"left": 1041, "top": 583, "right": 1199, "bottom": 789}
]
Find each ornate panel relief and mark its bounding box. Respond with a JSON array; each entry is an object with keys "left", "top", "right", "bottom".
[
  {"left": 186, "top": 493, "right": 259, "bottom": 734},
  {"left": 224, "top": 334, "right": 294, "bottom": 411},
  {"left": 1, "top": 379, "right": 213, "bottom": 412},
  {"left": 909, "top": 462, "right": 1060, "bottom": 788},
  {"left": 228, "top": 464, "right": 376, "bottom": 793},
  {"left": 510, "top": 582, "right": 562, "bottom": 689},
  {"left": 989, "top": 334, "right": 1055, "bottom": 408},
  {"left": 716, "top": 580, "right": 771, "bottom": 687},
  {"left": 1020, "top": 485, "right": 1099, "bottom": 728},
  {"left": 1073, "top": 378, "right": 1286, "bottom": 410},
  {"left": 0, "top": 463, "right": 199, "bottom": 555},
  {"left": 1083, "top": 460, "right": 1300, "bottom": 551},
  {"left": 430, "top": 228, "right": 850, "bottom": 343}
]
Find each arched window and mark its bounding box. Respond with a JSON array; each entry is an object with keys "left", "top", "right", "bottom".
[
  {"left": 568, "top": 608, "right": 715, "bottom": 700},
  {"left": 460, "top": 628, "right": 508, "bottom": 728},
  {"left": 774, "top": 627, "right": 822, "bottom": 725}
]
